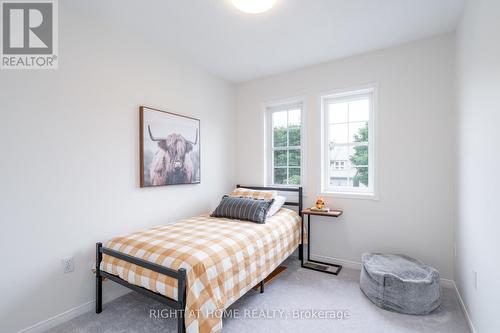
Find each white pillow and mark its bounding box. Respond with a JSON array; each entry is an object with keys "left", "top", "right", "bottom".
[{"left": 267, "top": 195, "right": 286, "bottom": 217}]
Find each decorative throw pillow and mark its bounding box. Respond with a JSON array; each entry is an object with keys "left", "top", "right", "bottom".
[
  {"left": 229, "top": 187, "right": 277, "bottom": 201},
  {"left": 211, "top": 195, "right": 274, "bottom": 224}
]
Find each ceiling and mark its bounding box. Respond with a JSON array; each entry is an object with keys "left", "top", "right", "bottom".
[{"left": 104, "top": 0, "right": 465, "bottom": 82}]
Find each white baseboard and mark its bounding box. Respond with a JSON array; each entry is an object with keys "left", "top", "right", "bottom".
[
  {"left": 310, "top": 253, "right": 455, "bottom": 288},
  {"left": 452, "top": 281, "right": 477, "bottom": 333},
  {"left": 310, "top": 253, "right": 363, "bottom": 270},
  {"left": 17, "top": 288, "right": 131, "bottom": 333},
  {"left": 439, "top": 278, "right": 455, "bottom": 289}
]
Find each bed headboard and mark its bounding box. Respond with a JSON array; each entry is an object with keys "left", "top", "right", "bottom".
[{"left": 235, "top": 184, "right": 303, "bottom": 217}]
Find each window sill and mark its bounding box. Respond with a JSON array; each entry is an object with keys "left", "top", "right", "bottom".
[{"left": 319, "top": 191, "right": 379, "bottom": 201}]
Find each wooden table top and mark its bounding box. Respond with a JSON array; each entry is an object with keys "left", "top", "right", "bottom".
[{"left": 302, "top": 208, "right": 343, "bottom": 217}]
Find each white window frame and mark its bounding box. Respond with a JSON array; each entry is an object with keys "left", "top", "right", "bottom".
[
  {"left": 264, "top": 99, "right": 305, "bottom": 187},
  {"left": 320, "top": 85, "right": 378, "bottom": 199}
]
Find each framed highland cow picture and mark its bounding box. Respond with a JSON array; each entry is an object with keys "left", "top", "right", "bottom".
[{"left": 140, "top": 106, "right": 200, "bottom": 187}]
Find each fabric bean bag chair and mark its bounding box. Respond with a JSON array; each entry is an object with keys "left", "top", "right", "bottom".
[{"left": 360, "top": 253, "right": 441, "bottom": 315}]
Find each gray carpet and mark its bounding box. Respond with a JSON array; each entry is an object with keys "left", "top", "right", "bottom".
[{"left": 49, "top": 258, "right": 470, "bottom": 333}]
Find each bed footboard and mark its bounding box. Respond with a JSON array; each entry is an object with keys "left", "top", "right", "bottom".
[{"left": 95, "top": 242, "right": 187, "bottom": 333}]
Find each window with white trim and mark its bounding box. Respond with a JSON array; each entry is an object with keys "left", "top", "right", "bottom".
[
  {"left": 266, "top": 101, "right": 303, "bottom": 186},
  {"left": 322, "top": 87, "right": 375, "bottom": 195}
]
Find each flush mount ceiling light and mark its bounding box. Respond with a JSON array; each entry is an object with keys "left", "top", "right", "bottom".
[{"left": 232, "top": 0, "right": 277, "bottom": 14}]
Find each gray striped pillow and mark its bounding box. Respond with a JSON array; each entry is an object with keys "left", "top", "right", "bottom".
[{"left": 211, "top": 195, "right": 274, "bottom": 224}]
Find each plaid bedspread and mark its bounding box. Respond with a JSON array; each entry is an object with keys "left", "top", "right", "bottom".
[{"left": 100, "top": 208, "right": 302, "bottom": 333}]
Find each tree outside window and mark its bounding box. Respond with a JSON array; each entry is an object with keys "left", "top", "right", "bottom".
[{"left": 270, "top": 106, "right": 302, "bottom": 185}]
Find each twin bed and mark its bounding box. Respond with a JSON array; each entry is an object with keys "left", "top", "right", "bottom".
[{"left": 95, "top": 185, "right": 304, "bottom": 333}]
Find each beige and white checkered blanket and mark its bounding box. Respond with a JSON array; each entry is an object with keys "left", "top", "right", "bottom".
[{"left": 100, "top": 208, "right": 302, "bottom": 333}]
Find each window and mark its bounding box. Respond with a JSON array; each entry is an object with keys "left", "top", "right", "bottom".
[
  {"left": 266, "top": 101, "right": 303, "bottom": 186},
  {"left": 322, "top": 87, "right": 375, "bottom": 196}
]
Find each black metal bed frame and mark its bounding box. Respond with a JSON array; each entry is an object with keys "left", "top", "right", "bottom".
[{"left": 95, "top": 185, "right": 303, "bottom": 333}]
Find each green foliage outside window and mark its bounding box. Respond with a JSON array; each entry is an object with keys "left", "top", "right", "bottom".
[
  {"left": 274, "top": 150, "right": 287, "bottom": 166},
  {"left": 273, "top": 127, "right": 287, "bottom": 147},
  {"left": 288, "top": 168, "right": 301, "bottom": 185},
  {"left": 273, "top": 126, "right": 300, "bottom": 147},
  {"left": 273, "top": 126, "right": 301, "bottom": 185},
  {"left": 350, "top": 122, "right": 369, "bottom": 186}
]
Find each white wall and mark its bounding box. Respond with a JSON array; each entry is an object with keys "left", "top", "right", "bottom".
[
  {"left": 456, "top": 0, "right": 500, "bottom": 332},
  {"left": 236, "top": 34, "right": 456, "bottom": 279},
  {"left": 0, "top": 1, "right": 236, "bottom": 332}
]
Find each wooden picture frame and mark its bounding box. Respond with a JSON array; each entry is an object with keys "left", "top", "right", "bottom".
[{"left": 140, "top": 106, "right": 200, "bottom": 187}]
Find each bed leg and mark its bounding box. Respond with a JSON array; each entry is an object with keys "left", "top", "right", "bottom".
[
  {"left": 260, "top": 281, "right": 264, "bottom": 294},
  {"left": 177, "top": 310, "right": 185, "bottom": 333},
  {"left": 96, "top": 275, "right": 102, "bottom": 313},
  {"left": 96, "top": 242, "right": 103, "bottom": 314},
  {"left": 177, "top": 268, "right": 187, "bottom": 333},
  {"left": 298, "top": 244, "right": 303, "bottom": 261}
]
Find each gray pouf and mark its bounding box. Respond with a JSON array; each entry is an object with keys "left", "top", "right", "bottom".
[{"left": 360, "top": 253, "right": 441, "bottom": 315}]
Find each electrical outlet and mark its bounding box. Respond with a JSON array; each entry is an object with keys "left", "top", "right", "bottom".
[
  {"left": 472, "top": 270, "right": 478, "bottom": 291},
  {"left": 61, "top": 257, "right": 75, "bottom": 274}
]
